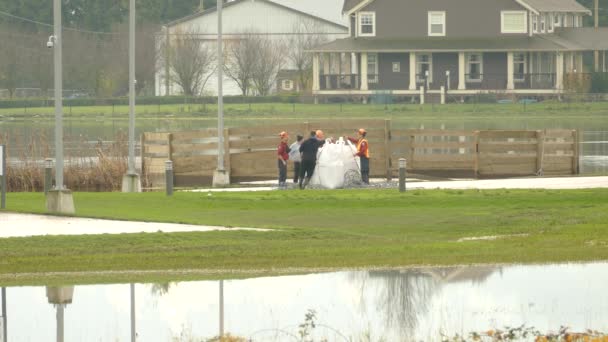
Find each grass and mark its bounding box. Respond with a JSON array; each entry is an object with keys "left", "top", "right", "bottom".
[{"left": 1, "top": 188, "right": 608, "bottom": 285}]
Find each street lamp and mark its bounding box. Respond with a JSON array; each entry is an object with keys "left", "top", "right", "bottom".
[
  {"left": 122, "top": 0, "right": 142, "bottom": 192},
  {"left": 46, "top": 0, "right": 75, "bottom": 214},
  {"left": 212, "top": 0, "right": 230, "bottom": 187}
]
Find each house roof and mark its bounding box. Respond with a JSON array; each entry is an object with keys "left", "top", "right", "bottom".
[
  {"left": 518, "top": 0, "right": 591, "bottom": 14},
  {"left": 166, "top": 0, "right": 348, "bottom": 29},
  {"left": 343, "top": 0, "right": 591, "bottom": 15},
  {"left": 556, "top": 27, "right": 608, "bottom": 49},
  {"left": 309, "top": 33, "right": 595, "bottom": 53}
]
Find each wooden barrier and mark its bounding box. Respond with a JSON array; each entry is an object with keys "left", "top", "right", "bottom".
[{"left": 142, "top": 123, "right": 580, "bottom": 187}]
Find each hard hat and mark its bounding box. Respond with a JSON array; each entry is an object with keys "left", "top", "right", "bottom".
[
  {"left": 316, "top": 130, "right": 324, "bottom": 139},
  {"left": 358, "top": 128, "right": 367, "bottom": 135},
  {"left": 279, "top": 131, "right": 288, "bottom": 138}
]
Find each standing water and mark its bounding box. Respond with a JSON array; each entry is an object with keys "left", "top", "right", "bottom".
[{"left": 1, "top": 262, "right": 607, "bottom": 341}]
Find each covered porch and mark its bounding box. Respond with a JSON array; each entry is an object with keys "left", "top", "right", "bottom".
[{"left": 312, "top": 50, "right": 582, "bottom": 97}]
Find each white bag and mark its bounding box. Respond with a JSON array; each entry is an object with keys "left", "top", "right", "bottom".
[{"left": 311, "top": 138, "right": 360, "bottom": 189}]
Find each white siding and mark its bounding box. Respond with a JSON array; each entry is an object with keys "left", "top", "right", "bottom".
[{"left": 155, "top": 0, "right": 348, "bottom": 96}]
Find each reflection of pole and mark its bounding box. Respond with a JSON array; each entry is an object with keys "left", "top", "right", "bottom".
[
  {"left": 219, "top": 280, "right": 224, "bottom": 338},
  {"left": 130, "top": 284, "right": 136, "bottom": 342},
  {"left": 2, "top": 287, "right": 7, "bottom": 342},
  {"left": 56, "top": 305, "right": 64, "bottom": 342}
]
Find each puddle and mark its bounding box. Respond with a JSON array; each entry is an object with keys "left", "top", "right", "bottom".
[{"left": 1, "top": 262, "right": 608, "bottom": 341}]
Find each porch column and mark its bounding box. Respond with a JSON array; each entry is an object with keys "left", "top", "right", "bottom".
[
  {"left": 556, "top": 52, "right": 564, "bottom": 90},
  {"left": 323, "top": 53, "right": 331, "bottom": 89},
  {"left": 507, "top": 52, "right": 515, "bottom": 90},
  {"left": 409, "top": 52, "right": 417, "bottom": 90},
  {"left": 361, "top": 52, "right": 369, "bottom": 91},
  {"left": 312, "top": 53, "right": 320, "bottom": 92},
  {"left": 351, "top": 53, "right": 358, "bottom": 74},
  {"left": 458, "top": 52, "right": 466, "bottom": 90}
]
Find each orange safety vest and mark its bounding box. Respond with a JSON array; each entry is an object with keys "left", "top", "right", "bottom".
[{"left": 357, "top": 138, "right": 370, "bottom": 158}]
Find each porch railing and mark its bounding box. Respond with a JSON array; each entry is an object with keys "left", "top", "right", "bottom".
[{"left": 514, "top": 73, "right": 556, "bottom": 90}]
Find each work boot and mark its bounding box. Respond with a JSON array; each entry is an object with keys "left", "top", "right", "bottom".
[{"left": 302, "top": 178, "right": 310, "bottom": 189}]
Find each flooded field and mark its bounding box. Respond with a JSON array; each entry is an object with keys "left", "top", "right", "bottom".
[{"left": 1, "top": 262, "right": 607, "bottom": 341}]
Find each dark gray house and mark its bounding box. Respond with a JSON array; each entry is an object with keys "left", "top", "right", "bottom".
[{"left": 310, "top": 0, "right": 608, "bottom": 99}]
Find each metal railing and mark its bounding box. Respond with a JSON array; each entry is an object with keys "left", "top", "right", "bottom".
[{"left": 514, "top": 73, "right": 556, "bottom": 90}]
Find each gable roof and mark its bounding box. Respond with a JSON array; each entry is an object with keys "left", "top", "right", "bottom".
[
  {"left": 518, "top": 0, "right": 591, "bottom": 14},
  {"left": 167, "top": 0, "right": 348, "bottom": 29},
  {"left": 343, "top": 0, "right": 590, "bottom": 15}
]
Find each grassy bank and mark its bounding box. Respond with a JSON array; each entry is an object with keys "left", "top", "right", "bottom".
[{"left": 1, "top": 189, "right": 607, "bottom": 284}]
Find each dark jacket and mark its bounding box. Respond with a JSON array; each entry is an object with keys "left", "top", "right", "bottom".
[{"left": 299, "top": 137, "right": 326, "bottom": 161}]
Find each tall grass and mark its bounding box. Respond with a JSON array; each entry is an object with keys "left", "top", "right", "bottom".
[{"left": 0, "top": 130, "right": 136, "bottom": 192}]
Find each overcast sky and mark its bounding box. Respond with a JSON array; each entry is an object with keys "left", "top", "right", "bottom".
[{"left": 271, "top": 0, "right": 347, "bottom": 25}]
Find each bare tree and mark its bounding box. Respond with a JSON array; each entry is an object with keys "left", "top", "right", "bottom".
[
  {"left": 251, "top": 36, "right": 284, "bottom": 96},
  {"left": 169, "top": 30, "right": 216, "bottom": 96},
  {"left": 287, "top": 19, "right": 328, "bottom": 92},
  {"left": 224, "top": 32, "right": 258, "bottom": 96}
]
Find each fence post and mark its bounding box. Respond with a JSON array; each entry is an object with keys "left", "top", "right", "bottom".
[
  {"left": 384, "top": 119, "right": 391, "bottom": 181},
  {"left": 399, "top": 158, "right": 407, "bottom": 192},
  {"left": 140, "top": 133, "right": 146, "bottom": 185},
  {"left": 474, "top": 131, "right": 480, "bottom": 178},
  {"left": 44, "top": 158, "right": 53, "bottom": 195},
  {"left": 440, "top": 86, "right": 446, "bottom": 105},
  {"left": 419, "top": 86, "right": 425, "bottom": 105},
  {"left": 165, "top": 160, "right": 173, "bottom": 196},
  {"left": 536, "top": 130, "right": 545, "bottom": 176},
  {"left": 573, "top": 129, "right": 580, "bottom": 175}
]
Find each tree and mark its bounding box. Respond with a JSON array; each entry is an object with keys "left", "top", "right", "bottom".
[
  {"left": 286, "top": 19, "right": 328, "bottom": 92},
  {"left": 168, "top": 30, "right": 216, "bottom": 96},
  {"left": 250, "top": 36, "right": 284, "bottom": 96},
  {"left": 224, "top": 33, "right": 258, "bottom": 96}
]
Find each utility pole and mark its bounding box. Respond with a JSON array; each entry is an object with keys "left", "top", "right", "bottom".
[
  {"left": 122, "top": 0, "right": 142, "bottom": 192},
  {"left": 47, "top": 0, "right": 74, "bottom": 214},
  {"left": 213, "top": 0, "right": 230, "bottom": 187},
  {"left": 594, "top": 0, "right": 599, "bottom": 71},
  {"left": 165, "top": 26, "right": 170, "bottom": 96}
]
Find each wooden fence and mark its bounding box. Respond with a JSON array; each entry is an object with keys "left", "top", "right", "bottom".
[{"left": 142, "top": 121, "right": 579, "bottom": 187}]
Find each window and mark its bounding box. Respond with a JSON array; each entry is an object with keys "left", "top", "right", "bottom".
[
  {"left": 416, "top": 54, "right": 432, "bottom": 82},
  {"left": 540, "top": 14, "right": 546, "bottom": 32},
  {"left": 359, "top": 12, "right": 375, "bottom": 37},
  {"left": 368, "top": 53, "right": 378, "bottom": 83},
  {"left": 428, "top": 12, "right": 446, "bottom": 36},
  {"left": 547, "top": 13, "right": 553, "bottom": 32},
  {"left": 281, "top": 79, "right": 294, "bottom": 91},
  {"left": 392, "top": 62, "right": 401, "bottom": 73},
  {"left": 532, "top": 14, "right": 538, "bottom": 33},
  {"left": 501, "top": 11, "right": 528, "bottom": 33},
  {"left": 554, "top": 13, "right": 561, "bottom": 27},
  {"left": 466, "top": 53, "right": 483, "bottom": 82},
  {"left": 574, "top": 15, "right": 582, "bottom": 27},
  {"left": 513, "top": 53, "right": 526, "bottom": 81}
]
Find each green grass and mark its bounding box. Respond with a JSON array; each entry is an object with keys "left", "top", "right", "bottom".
[{"left": 1, "top": 189, "right": 608, "bottom": 285}]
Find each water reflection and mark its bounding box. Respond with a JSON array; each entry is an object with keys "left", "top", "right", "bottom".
[{"left": 1, "top": 263, "right": 607, "bottom": 341}]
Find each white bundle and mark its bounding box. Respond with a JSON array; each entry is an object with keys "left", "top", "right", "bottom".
[{"left": 311, "top": 137, "right": 361, "bottom": 189}]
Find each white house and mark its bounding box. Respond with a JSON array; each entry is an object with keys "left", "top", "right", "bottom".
[{"left": 155, "top": 0, "right": 348, "bottom": 96}]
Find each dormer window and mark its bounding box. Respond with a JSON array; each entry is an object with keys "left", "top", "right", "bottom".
[
  {"left": 540, "top": 15, "right": 546, "bottom": 32},
  {"left": 554, "top": 14, "right": 561, "bottom": 27},
  {"left": 428, "top": 12, "right": 446, "bottom": 36},
  {"left": 532, "top": 14, "right": 538, "bottom": 33},
  {"left": 547, "top": 13, "right": 554, "bottom": 32},
  {"left": 358, "top": 12, "right": 375, "bottom": 37}
]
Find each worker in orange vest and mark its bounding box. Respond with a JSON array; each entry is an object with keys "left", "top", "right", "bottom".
[{"left": 347, "top": 128, "right": 370, "bottom": 184}]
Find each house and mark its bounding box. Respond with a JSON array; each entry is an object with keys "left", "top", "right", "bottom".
[
  {"left": 276, "top": 70, "right": 301, "bottom": 94},
  {"left": 155, "top": 0, "right": 348, "bottom": 96},
  {"left": 310, "top": 0, "right": 608, "bottom": 100}
]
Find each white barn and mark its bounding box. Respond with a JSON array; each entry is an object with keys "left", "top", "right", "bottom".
[{"left": 155, "top": 0, "right": 348, "bottom": 96}]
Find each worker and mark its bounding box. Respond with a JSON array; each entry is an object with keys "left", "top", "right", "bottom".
[
  {"left": 289, "top": 134, "right": 304, "bottom": 184},
  {"left": 347, "top": 128, "right": 370, "bottom": 184},
  {"left": 298, "top": 130, "right": 326, "bottom": 189},
  {"left": 277, "top": 131, "right": 290, "bottom": 189}
]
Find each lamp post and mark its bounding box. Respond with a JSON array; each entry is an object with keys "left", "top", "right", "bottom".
[
  {"left": 46, "top": 0, "right": 74, "bottom": 214},
  {"left": 212, "top": 0, "right": 230, "bottom": 187},
  {"left": 122, "top": 0, "right": 142, "bottom": 192}
]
